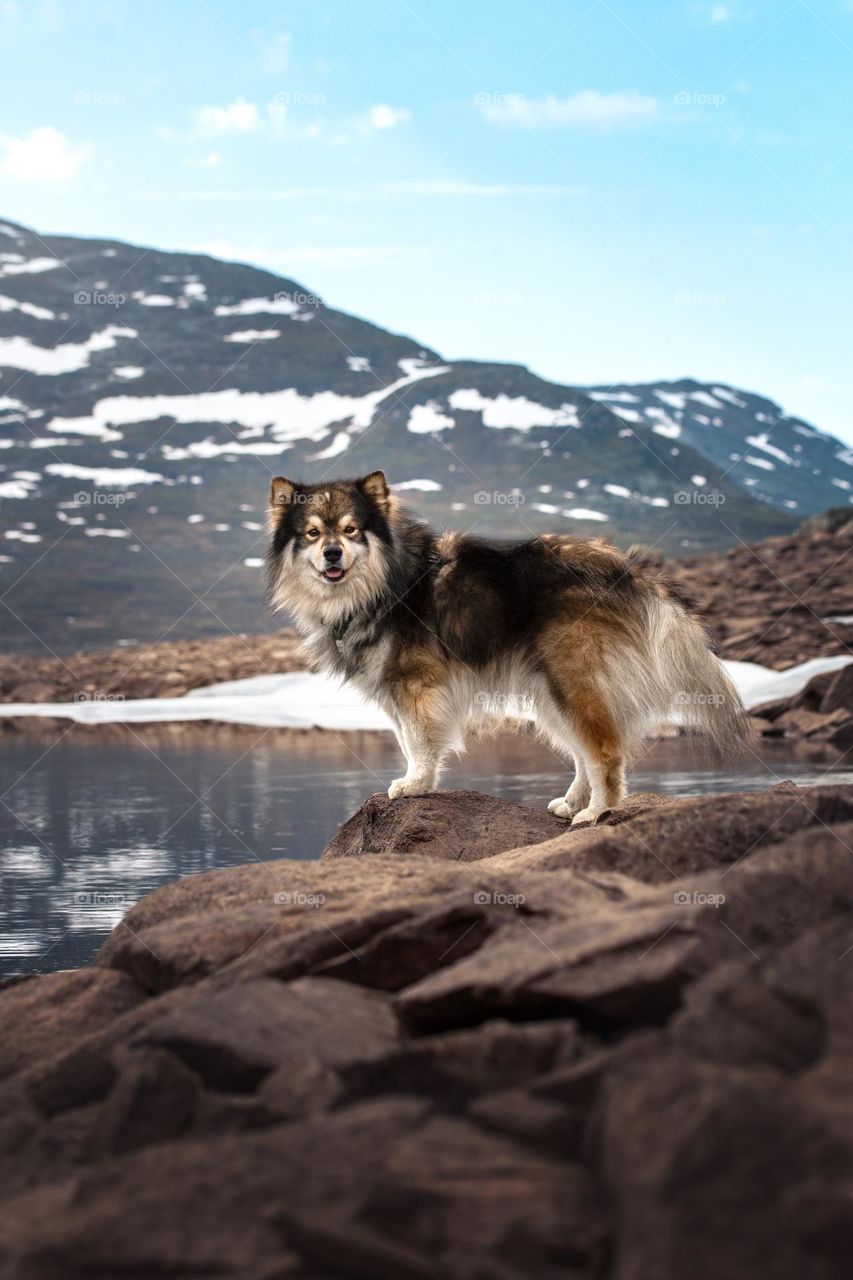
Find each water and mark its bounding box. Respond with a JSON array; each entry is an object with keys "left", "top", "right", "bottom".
[{"left": 2, "top": 726, "right": 851, "bottom": 976}]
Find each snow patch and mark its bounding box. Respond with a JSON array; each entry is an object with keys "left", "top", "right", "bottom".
[
  {"left": 44, "top": 463, "right": 164, "bottom": 486},
  {"left": 214, "top": 296, "right": 301, "bottom": 317},
  {"left": 224, "top": 329, "right": 281, "bottom": 343},
  {"left": 47, "top": 365, "right": 449, "bottom": 444},
  {"left": 407, "top": 401, "right": 455, "bottom": 433},
  {"left": 0, "top": 257, "right": 61, "bottom": 276},
  {"left": 0, "top": 294, "right": 55, "bottom": 320},
  {"left": 563, "top": 508, "right": 609, "bottom": 521},
  {"left": 448, "top": 388, "right": 579, "bottom": 431},
  {"left": 0, "top": 325, "right": 136, "bottom": 376},
  {"left": 308, "top": 431, "right": 351, "bottom": 461},
  {"left": 745, "top": 433, "right": 793, "bottom": 465}
]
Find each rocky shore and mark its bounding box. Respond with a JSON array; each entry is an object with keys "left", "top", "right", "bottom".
[
  {"left": 667, "top": 506, "right": 853, "bottom": 668},
  {"left": 0, "top": 631, "right": 304, "bottom": 706},
  {"left": 0, "top": 782, "right": 851, "bottom": 1278}
]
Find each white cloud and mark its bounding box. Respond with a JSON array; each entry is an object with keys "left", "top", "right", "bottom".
[
  {"left": 479, "top": 90, "right": 661, "bottom": 129},
  {"left": 190, "top": 99, "right": 261, "bottom": 138},
  {"left": 0, "top": 125, "right": 90, "bottom": 183},
  {"left": 365, "top": 103, "right": 410, "bottom": 130}
]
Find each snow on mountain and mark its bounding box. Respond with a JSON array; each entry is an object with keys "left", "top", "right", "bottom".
[
  {"left": 0, "top": 217, "right": 845, "bottom": 653},
  {"left": 586, "top": 380, "right": 853, "bottom": 516}
]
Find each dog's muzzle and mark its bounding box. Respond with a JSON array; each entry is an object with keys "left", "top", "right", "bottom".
[{"left": 322, "top": 544, "right": 345, "bottom": 581}]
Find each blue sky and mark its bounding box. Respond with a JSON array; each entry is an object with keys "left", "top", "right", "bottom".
[{"left": 1, "top": 0, "right": 853, "bottom": 441}]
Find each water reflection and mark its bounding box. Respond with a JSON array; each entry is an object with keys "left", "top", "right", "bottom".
[{"left": 2, "top": 725, "right": 850, "bottom": 975}]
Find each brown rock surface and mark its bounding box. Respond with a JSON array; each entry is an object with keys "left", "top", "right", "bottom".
[
  {"left": 669, "top": 511, "right": 853, "bottom": 669},
  {"left": 323, "top": 787, "right": 568, "bottom": 861},
  {"left": 0, "top": 630, "right": 302, "bottom": 706},
  {"left": 751, "top": 658, "right": 853, "bottom": 745},
  {"left": 0, "top": 782, "right": 851, "bottom": 1278}
]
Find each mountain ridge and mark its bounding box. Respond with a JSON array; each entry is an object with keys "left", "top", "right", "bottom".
[{"left": 0, "top": 218, "right": 849, "bottom": 653}]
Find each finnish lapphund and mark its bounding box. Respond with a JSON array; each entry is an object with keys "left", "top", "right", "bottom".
[{"left": 267, "top": 471, "right": 748, "bottom": 824}]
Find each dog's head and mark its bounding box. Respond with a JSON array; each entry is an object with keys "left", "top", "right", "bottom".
[{"left": 266, "top": 471, "right": 395, "bottom": 624}]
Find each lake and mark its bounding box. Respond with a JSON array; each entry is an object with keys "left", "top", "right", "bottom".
[{"left": 2, "top": 726, "right": 851, "bottom": 976}]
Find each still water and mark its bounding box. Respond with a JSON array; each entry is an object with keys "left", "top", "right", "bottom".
[{"left": 2, "top": 726, "right": 851, "bottom": 976}]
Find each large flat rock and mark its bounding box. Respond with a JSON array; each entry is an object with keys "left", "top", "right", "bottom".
[
  {"left": 1, "top": 781, "right": 851, "bottom": 1278},
  {"left": 322, "top": 787, "right": 569, "bottom": 861}
]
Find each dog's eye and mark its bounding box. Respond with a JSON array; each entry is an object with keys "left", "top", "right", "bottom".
[
  {"left": 305, "top": 528, "right": 320, "bottom": 539},
  {"left": 344, "top": 525, "right": 357, "bottom": 537}
]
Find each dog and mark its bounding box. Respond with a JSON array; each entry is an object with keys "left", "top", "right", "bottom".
[{"left": 267, "top": 470, "right": 748, "bottom": 823}]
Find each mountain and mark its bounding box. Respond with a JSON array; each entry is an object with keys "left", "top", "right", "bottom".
[
  {"left": 587, "top": 380, "right": 853, "bottom": 516},
  {"left": 0, "top": 217, "right": 848, "bottom": 654}
]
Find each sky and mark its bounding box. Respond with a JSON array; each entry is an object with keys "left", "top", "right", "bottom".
[{"left": 1, "top": 0, "right": 853, "bottom": 441}]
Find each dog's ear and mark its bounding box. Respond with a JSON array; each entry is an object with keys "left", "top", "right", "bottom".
[
  {"left": 270, "top": 477, "right": 298, "bottom": 509},
  {"left": 359, "top": 470, "right": 390, "bottom": 511}
]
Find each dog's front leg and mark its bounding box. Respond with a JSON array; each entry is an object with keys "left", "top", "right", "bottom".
[{"left": 387, "top": 713, "right": 441, "bottom": 799}]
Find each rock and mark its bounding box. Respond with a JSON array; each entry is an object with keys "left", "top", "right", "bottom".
[
  {"left": 0, "top": 782, "right": 851, "bottom": 1278},
  {"left": 820, "top": 661, "right": 853, "bottom": 713},
  {"left": 135, "top": 977, "right": 399, "bottom": 1093},
  {"left": 0, "top": 969, "right": 145, "bottom": 1083},
  {"left": 323, "top": 788, "right": 567, "bottom": 861},
  {"left": 598, "top": 917, "right": 853, "bottom": 1280},
  {"left": 751, "top": 659, "right": 853, "bottom": 744},
  {"left": 0, "top": 1100, "right": 606, "bottom": 1280}
]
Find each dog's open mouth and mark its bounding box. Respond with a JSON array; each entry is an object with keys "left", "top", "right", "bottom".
[{"left": 322, "top": 566, "right": 346, "bottom": 582}]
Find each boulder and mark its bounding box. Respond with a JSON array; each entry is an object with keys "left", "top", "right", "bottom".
[
  {"left": 0, "top": 969, "right": 145, "bottom": 1083},
  {"left": 0, "top": 782, "right": 851, "bottom": 1278},
  {"left": 322, "top": 788, "right": 567, "bottom": 861}
]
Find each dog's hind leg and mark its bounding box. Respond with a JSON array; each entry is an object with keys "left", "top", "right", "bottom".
[
  {"left": 548, "top": 753, "right": 591, "bottom": 818},
  {"left": 539, "top": 647, "right": 627, "bottom": 824},
  {"left": 568, "top": 732, "right": 626, "bottom": 826}
]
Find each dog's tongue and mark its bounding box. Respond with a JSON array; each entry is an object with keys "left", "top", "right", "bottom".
[{"left": 324, "top": 566, "right": 344, "bottom": 580}]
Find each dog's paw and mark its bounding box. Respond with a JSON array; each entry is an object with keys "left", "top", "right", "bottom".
[
  {"left": 548, "top": 796, "right": 578, "bottom": 820},
  {"left": 570, "top": 806, "right": 605, "bottom": 827},
  {"left": 387, "top": 776, "right": 433, "bottom": 800}
]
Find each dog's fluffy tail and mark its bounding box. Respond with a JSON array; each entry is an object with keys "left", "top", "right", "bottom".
[{"left": 642, "top": 593, "right": 751, "bottom": 756}]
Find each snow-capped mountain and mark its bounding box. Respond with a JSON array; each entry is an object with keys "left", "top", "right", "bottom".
[
  {"left": 586, "top": 381, "right": 853, "bottom": 517},
  {"left": 0, "top": 217, "right": 848, "bottom": 653}
]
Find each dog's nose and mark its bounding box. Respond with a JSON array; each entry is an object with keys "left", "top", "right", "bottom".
[{"left": 324, "top": 544, "right": 343, "bottom": 563}]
